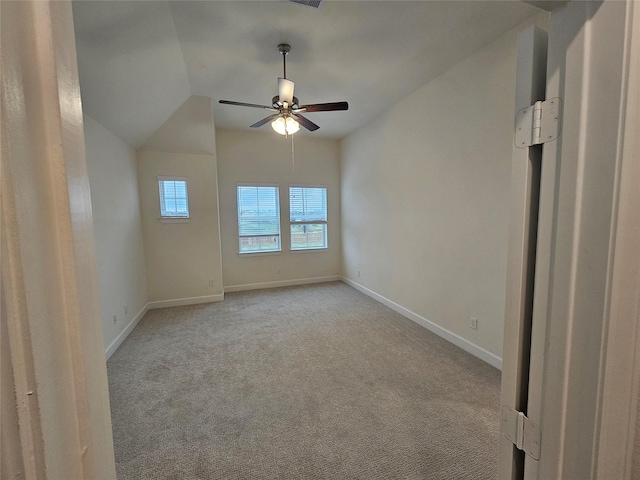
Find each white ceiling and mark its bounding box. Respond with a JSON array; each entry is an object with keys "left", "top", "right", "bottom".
[{"left": 72, "top": 0, "right": 538, "bottom": 147}]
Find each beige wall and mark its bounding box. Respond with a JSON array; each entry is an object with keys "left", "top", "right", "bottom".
[
  {"left": 341, "top": 13, "right": 548, "bottom": 363},
  {"left": 137, "top": 150, "right": 224, "bottom": 304},
  {"left": 216, "top": 130, "right": 341, "bottom": 289},
  {"left": 143, "top": 95, "right": 216, "bottom": 155},
  {"left": 136, "top": 96, "right": 224, "bottom": 306},
  {"left": 84, "top": 115, "right": 148, "bottom": 351}
]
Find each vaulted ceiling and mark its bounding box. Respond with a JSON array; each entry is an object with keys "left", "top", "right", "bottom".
[{"left": 72, "top": 1, "right": 538, "bottom": 148}]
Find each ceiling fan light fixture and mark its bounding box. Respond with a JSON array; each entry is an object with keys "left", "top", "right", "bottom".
[
  {"left": 218, "top": 43, "right": 347, "bottom": 134},
  {"left": 271, "top": 115, "right": 300, "bottom": 135}
]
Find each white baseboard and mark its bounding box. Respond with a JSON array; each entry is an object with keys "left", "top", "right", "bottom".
[
  {"left": 148, "top": 294, "right": 225, "bottom": 310},
  {"left": 224, "top": 275, "right": 341, "bottom": 293},
  {"left": 105, "top": 278, "right": 501, "bottom": 370},
  {"left": 105, "top": 303, "right": 149, "bottom": 361},
  {"left": 341, "top": 277, "right": 503, "bottom": 370}
]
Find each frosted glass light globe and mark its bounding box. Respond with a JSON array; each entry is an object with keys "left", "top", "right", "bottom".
[{"left": 271, "top": 115, "right": 300, "bottom": 135}]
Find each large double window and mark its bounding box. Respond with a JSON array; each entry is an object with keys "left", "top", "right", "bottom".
[{"left": 237, "top": 185, "right": 328, "bottom": 254}]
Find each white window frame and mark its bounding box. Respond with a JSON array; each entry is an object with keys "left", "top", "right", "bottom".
[
  {"left": 289, "top": 185, "right": 328, "bottom": 251},
  {"left": 157, "top": 176, "right": 190, "bottom": 223},
  {"left": 237, "top": 184, "right": 282, "bottom": 255}
]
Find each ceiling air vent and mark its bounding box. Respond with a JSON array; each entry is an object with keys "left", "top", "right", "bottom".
[{"left": 288, "top": 0, "right": 323, "bottom": 9}]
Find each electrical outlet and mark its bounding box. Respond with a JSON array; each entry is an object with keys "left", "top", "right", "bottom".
[
  {"left": 277, "top": 268, "right": 282, "bottom": 275},
  {"left": 124, "top": 304, "right": 128, "bottom": 315},
  {"left": 357, "top": 270, "right": 361, "bottom": 277},
  {"left": 113, "top": 314, "right": 117, "bottom": 324},
  {"left": 470, "top": 317, "right": 478, "bottom": 330},
  {"left": 209, "top": 279, "right": 215, "bottom": 287}
]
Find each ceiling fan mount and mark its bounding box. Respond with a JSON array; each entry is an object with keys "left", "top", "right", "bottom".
[
  {"left": 219, "top": 43, "right": 348, "bottom": 135},
  {"left": 278, "top": 43, "right": 291, "bottom": 56}
]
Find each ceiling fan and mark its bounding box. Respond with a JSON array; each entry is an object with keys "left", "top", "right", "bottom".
[{"left": 219, "top": 44, "right": 349, "bottom": 136}]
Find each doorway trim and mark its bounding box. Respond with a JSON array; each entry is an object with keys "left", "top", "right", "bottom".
[{"left": 594, "top": 0, "right": 640, "bottom": 476}]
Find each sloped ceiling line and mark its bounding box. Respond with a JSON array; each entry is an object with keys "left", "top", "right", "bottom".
[{"left": 73, "top": 0, "right": 539, "bottom": 147}]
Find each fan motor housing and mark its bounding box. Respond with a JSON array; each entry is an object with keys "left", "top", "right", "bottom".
[{"left": 272, "top": 95, "right": 299, "bottom": 109}]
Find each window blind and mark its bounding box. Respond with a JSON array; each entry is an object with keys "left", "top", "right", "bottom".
[{"left": 289, "top": 187, "right": 327, "bottom": 223}]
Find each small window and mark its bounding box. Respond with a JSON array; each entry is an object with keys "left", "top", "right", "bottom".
[
  {"left": 289, "top": 186, "right": 327, "bottom": 250},
  {"left": 158, "top": 177, "right": 189, "bottom": 219},
  {"left": 237, "top": 185, "right": 281, "bottom": 254}
]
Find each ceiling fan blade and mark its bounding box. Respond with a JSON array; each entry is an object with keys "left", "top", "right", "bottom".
[
  {"left": 219, "top": 100, "right": 277, "bottom": 111},
  {"left": 250, "top": 113, "right": 281, "bottom": 128},
  {"left": 293, "top": 113, "right": 320, "bottom": 132},
  {"left": 278, "top": 78, "right": 295, "bottom": 104},
  {"left": 296, "top": 101, "right": 349, "bottom": 113}
]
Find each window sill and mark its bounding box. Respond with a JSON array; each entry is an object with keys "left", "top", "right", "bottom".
[
  {"left": 290, "top": 247, "right": 328, "bottom": 253},
  {"left": 238, "top": 250, "right": 283, "bottom": 257},
  {"left": 159, "top": 217, "right": 190, "bottom": 224}
]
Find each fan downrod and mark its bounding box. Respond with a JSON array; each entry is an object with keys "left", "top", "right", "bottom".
[{"left": 278, "top": 43, "right": 291, "bottom": 78}]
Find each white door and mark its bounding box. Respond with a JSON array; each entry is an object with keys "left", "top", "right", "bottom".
[{"left": 499, "top": 2, "right": 640, "bottom": 479}]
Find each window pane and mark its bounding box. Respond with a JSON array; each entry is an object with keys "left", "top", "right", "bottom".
[
  {"left": 158, "top": 179, "right": 189, "bottom": 218},
  {"left": 175, "top": 199, "right": 188, "bottom": 216},
  {"left": 174, "top": 183, "right": 186, "bottom": 196},
  {"left": 290, "top": 187, "right": 327, "bottom": 222},
  {"left": 290, "top": 224, "right": 327, "bottom": 250},
  {"left": 238, "top": 186, "right": 281, "bottom": 253},
  {"left": 238, "top": 235, "right": 280, "bottom": 253}
]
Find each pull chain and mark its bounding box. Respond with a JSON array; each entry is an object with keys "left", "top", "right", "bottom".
[{"left": 291, "top": 133, "right": 295, "bottom": 172}]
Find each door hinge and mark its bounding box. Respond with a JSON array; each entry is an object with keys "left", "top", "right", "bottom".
[
  {"left": 515, "top": 97, "right": 562, "bottom": 148},
  {"left": 501, "top": 405, "right": 541, "bottom": 460}
]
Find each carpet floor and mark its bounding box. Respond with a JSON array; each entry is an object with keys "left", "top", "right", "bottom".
[{"left": 107, "top": 282, "right": 501, "bottom": 479}]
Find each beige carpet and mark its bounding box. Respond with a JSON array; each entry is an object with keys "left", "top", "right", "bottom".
[{"left": 107, "top": 282, "right": 501, "bottom": 479}]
